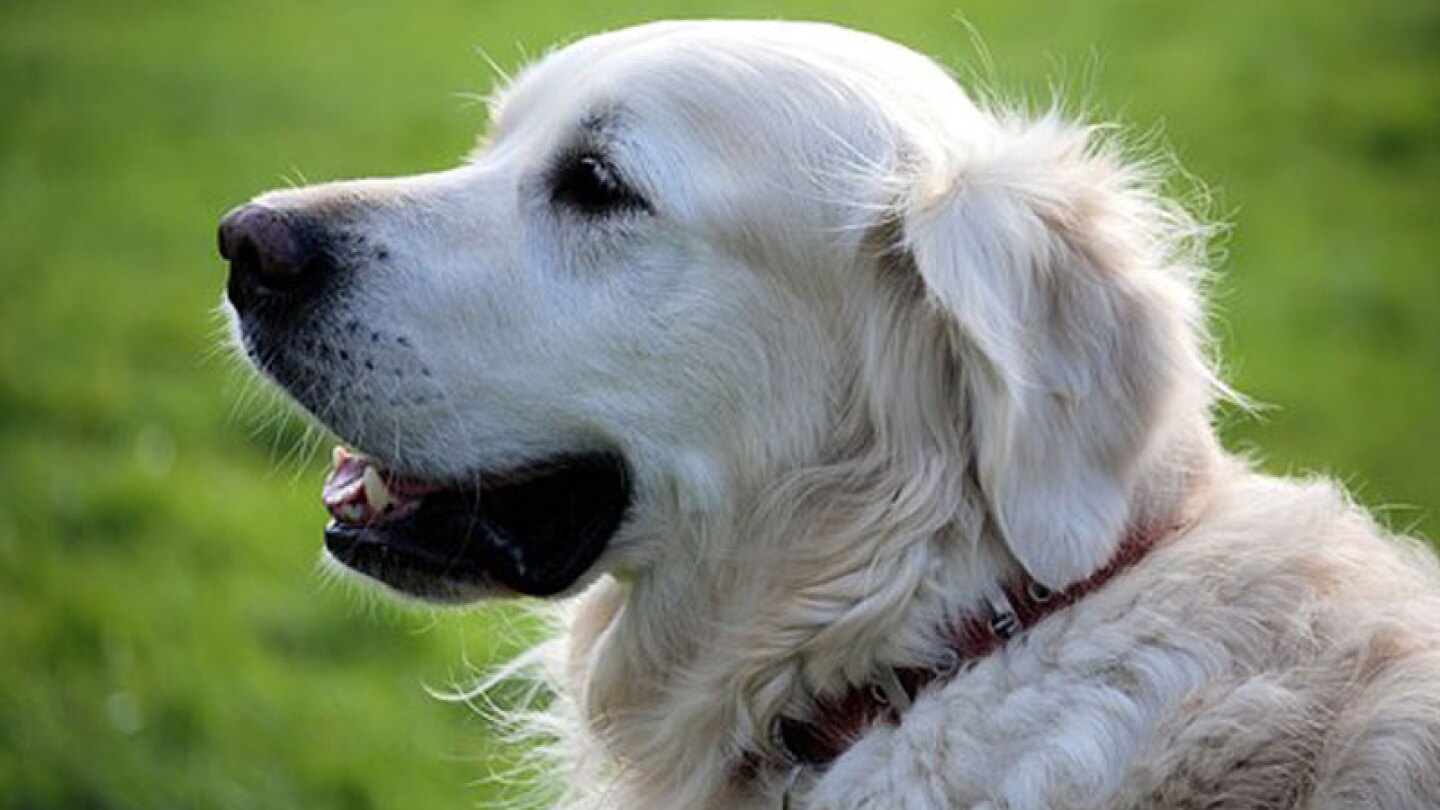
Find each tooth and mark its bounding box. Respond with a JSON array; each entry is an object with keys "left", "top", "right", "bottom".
[
  {"left": 332, "top": 446, "right": 346, "bottom": 468},
  {"left": 341, "top": 503, "right": 366, "bottom": 522},
  {"left": 362, "top": 467, "right": 395, "bottom": 513}
]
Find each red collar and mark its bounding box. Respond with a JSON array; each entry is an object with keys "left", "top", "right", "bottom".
[{"left": 759, "top": 521, "right": 1175, "bottom": 771}]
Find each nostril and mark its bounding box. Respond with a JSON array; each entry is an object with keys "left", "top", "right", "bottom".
[{"left": 232, "top": 239, "right": 262, "bottom": 283}]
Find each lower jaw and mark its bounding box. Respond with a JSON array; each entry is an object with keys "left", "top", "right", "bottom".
[
  {"left": 322, "top": 529, "right": 507, "bottom": 602},
  {"left": 321, "top": 452, "right": 632, "bottom": 599}
]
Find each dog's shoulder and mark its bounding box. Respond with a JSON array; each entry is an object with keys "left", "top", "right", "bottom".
[{"left": 812, "top": 470, "right": 1440, "bottom": 809}]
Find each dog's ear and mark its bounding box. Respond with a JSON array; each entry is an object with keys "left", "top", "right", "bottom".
[{"left": 900, "top": 114, "right": 1204, "bottom": 589}]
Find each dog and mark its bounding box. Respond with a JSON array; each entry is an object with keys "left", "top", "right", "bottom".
[{"left": 220, "top": 20, "right": 1440, "bottom": 809}]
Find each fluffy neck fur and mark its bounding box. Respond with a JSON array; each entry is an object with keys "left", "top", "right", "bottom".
[{"left": 547, "top": 273, "right": 1222, "bottom": 810}]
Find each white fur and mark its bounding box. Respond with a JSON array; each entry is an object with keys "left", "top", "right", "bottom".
[{"left": 236, "top": 21, "right": 1440, "bottom": 808}]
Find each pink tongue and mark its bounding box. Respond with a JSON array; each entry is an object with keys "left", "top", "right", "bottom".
[{"left": 322, "top": 447, "right": 442, "bottom": 527}]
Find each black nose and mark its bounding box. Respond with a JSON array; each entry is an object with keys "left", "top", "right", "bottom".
[{"left": 218, "top": 204, "right": 324, "bottom": 309}]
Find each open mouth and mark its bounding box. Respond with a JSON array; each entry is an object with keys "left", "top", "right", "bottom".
[{"left": 322, "top": 447, "right": 631, "bottom": 598}]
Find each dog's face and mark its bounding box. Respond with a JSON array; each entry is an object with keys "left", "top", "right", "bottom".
[{"left": 223, "top": 21, "right": 1209, "bottom": 604}]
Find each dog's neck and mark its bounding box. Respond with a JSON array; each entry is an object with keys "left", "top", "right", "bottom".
[
  {"left": 562, "top": 424, "right": 1219, "bottom": 809},
  {"left": 762, "top": 516, "right": 1180, "bottom": 775}
]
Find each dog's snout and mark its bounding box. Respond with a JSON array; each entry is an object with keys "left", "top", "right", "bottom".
[{"left": 219, "top": 204, "right": 325, "bottom": 308}]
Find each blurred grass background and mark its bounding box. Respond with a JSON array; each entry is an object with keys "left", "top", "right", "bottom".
[{"left": 1, "top": 0, "right": 1436, "bottom": 806}]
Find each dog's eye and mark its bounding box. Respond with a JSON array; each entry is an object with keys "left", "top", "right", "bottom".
[{"left": 551, "top": 154, "right": 649, "bottom": 216}]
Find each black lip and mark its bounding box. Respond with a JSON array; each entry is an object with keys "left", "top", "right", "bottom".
[{"left": 323, "top": 452, "right": 631, "bottom": 598}]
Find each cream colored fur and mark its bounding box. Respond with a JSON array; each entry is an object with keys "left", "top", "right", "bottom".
[{"left": 237, "top": 20, "right": 1440, "bottom": 809}]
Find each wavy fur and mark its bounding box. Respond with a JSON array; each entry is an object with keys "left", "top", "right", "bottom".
[{"left": 232, "top": 21, "right": 1440, "bottom": 809}]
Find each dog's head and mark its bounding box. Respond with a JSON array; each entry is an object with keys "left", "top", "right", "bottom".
[{"left": 222, "top": 21, "right": 1215, "bottom": 604}]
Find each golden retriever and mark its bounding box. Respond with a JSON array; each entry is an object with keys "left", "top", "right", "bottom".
[{"left": 220, "top": 20, "right": 1440, "bottom": 809}]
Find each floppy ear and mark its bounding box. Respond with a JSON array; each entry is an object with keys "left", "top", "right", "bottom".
[{"left": 902, "top": 114, "right": 1203, "bottom": 589}]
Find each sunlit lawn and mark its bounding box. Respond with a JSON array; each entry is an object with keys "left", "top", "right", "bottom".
[{"left": 2, "top": 0, "right": 1436, "bottom": 806}]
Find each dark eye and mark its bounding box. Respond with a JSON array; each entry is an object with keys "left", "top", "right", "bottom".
[{"left": 551, "top": 153, "right": 649, "bottom": 215}]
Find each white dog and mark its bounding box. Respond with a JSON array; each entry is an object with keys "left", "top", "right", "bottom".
[{"left": 220, "top": 20, "right": 1440, "bottom": 809}]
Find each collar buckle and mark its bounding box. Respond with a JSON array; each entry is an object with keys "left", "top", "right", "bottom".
[{"left": 986, "top": 592, "right": 1020, "bottom": 640}]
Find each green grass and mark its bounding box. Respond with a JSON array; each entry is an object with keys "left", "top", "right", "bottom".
[{"left": 2, "top": 0, "right": 1437, "bottom": 806}]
